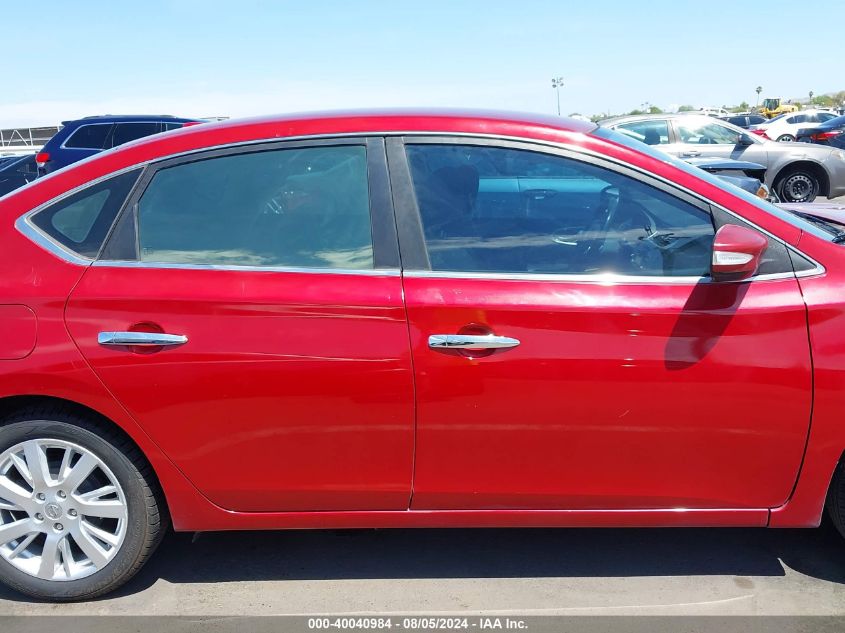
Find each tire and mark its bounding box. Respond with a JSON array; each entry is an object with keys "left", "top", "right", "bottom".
[
  {"left": 775, "top": 167, "right": 820, "bottom": 203},
  {"left": 827, "top": 460, "right": 845, "bottom": 539},
  {"left": 776, "top": 134, "right": 796, "bottom": 142},
  {"left": 0, "top": 407, "right": 167, "bottom": 600}
]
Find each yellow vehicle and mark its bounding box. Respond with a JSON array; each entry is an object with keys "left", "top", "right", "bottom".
[{"left": 756, "top": 98, "right": 801, "bottom": 119}]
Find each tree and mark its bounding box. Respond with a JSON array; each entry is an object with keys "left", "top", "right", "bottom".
[
  {"left": 648, "top": 105, "right": 663, "bottom": 114},
  {"left": 678, "top": 104, "right": 695, "bottom": 112},
  {"left": 755, "top": 85, "right": 763, "bottom": 107}
]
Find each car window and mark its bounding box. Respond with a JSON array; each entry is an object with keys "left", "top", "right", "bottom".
[
  {"left": 676, "top": 120, "right": 741, "bottom": 145},
  {"left": 30, "top": 169, "right": 140, "bottom": 257},
  {"left": 111, "top": 123, "right": 162, "bottom": 147},
  {"left": 136, "top": 145, "right": 373, "bottom": 269},
  {"left": 163, "top": 122, "right": 184, "bottom": 131},
  {"left": 63, "top": 124, "right": 112, "bottom": 150},
  {"left": 405, "top": 143, "right": 715, "bottom": 277},
  {"left": 613, "top": 120, "right": 670, "bottom": 146},
  {"left": 819, "top": 113, "right": 837, "bottom": 122}
]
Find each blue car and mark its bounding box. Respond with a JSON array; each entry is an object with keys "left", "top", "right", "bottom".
[{"left": 36, "top": 114, "right": 201, "bottom": 175}]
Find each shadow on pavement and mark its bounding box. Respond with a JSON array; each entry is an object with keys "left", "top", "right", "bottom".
[{"left": 3, "top": 521, "right": 845, "bottom": 601}]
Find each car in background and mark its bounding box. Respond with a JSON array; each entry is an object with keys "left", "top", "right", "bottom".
[
  {"left": 797, "top": 115, "right": 845, "bottom": 150},
  {"left": 749, "top": 110, "right": 840, "bottom": 142},
  {"left": 599, "top": 114, "right": 845, "bottom": 202},
  {"left": 36, "top": 115, "right": 202, "bottom": 175},
  {"left": 696, "top": 107, "right": 730, "bottom": 117},
  {"left": 0, "top": 154, "right": 38, "bottom": 197},
  {"left": 720, "top": 114, "right": 767, "bottom": 129}
]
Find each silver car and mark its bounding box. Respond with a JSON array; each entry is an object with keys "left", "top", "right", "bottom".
[{"left": 599, "top": 114, "right": 845, "bottom": 203}]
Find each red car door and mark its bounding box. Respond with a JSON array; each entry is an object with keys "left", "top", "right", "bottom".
[
  {"left": 388, "top": 137, "right": 812, "bottom": 511},
  {"left": 65, "top": 138, "right": 415, "bottom": 512}
]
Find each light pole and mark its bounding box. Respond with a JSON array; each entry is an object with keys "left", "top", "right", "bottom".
[
  {"left": 551, "top": 77, "right": 564, "bottom": 116},
  {"left": 755, "top": 86, "right": 762, "bottom": 108},
  {"left": 809, "top": 90, "right": 814, "bottom": 105}
]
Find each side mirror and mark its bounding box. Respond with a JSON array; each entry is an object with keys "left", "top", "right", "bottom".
[
  {"left": 736, "top": 134, "right": 753, "bottom": 146},
  {"left": 711, "top": 224, "right": 768, "bottom": 281}
]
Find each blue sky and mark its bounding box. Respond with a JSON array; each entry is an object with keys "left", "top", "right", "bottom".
[{"left": 2, "top": 0, "right": 841, "bottom": 127}]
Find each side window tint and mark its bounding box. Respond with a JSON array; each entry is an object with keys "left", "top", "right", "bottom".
[
  {"left": 615, "top": 120, "right": 669, "bottom": 145},
  {"left": 30, "top": 169, "right": 140, "bottom": 257},
  {"left": 137, "top": 145, "right": 373, "bottom": 269},
  {"left": 111, "top": 123, "right": 163, "bottom": 147},
  {"left": 405, "top": 144, "right": 715, "bottom": 277},
  {"left": 64, "top": 125, "right": 112, "bottom": 150}
]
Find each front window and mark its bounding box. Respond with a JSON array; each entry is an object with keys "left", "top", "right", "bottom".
[{"left": 405, "top": 143, "right": 715, "bottom": 277}]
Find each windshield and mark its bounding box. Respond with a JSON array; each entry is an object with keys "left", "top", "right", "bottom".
[{"left": 591, "top": 126, "right": 835, "bottom": 242}]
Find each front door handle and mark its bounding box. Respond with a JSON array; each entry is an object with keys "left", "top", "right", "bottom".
[
  {"left": 428, "top": 334, "right": 520, "bottom": 350},
  {"left": 98, "top": 331, "right": 188, "bottom": 347},
  {"left": 680, "top": 150, "right": 701, "bottom": 157}
]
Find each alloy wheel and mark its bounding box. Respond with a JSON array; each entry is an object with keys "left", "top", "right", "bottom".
[{"left": 0, "top": 439, "right": 127, "bottom": 582}]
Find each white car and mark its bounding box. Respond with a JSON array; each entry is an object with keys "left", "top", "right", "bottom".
[{"left": 749, "top": 110, "right": 840, "bottom": 142}]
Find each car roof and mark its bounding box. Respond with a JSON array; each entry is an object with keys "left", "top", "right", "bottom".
[
  {"left": 598, "top": 113, "right": 717, "bottom": 126},
  {"left": 116, "top": 109, "right": 599, "bottom": 149},
  {"left": 60, "top": 114, "right": 199, "bottom": 126}
]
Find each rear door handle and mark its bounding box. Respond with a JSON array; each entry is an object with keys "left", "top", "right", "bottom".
[
  {"left": 428, "top": 334, "right": 520, "bottom": 350},
  {"left": 98, "top": 331, "right": 188, "bottom": 347}
]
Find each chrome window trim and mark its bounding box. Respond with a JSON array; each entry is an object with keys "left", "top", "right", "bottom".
[
  {"left": 91, "top": 259, "right": 400, "bottom": 277},
  {"left": 15, "top": 130, "right": 825, "bottom": 279},
  {"left": 402, "top": 269, "right": 802, "bottom": 285}
]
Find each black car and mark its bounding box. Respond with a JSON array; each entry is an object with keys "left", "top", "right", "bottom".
[
  {"left": 0, "top": 154, "right": 38, "bottom": 197},
  {"left": 719, "top": 114, "right": 768, "bottom": 129},
  {"left": 797, "top": 115, "right": 845, "bottom": 149}
]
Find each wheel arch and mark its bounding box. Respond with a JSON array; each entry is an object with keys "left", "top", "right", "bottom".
[{"left": 0, "top": 394, "right": 169, "bottom": 516}]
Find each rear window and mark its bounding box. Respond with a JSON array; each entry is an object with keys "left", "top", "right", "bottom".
[
  {"left": 63, "top": 124, "right": 112, "bottom": 150},
  {"left": 30, "top": 169, "right": 140, "bottom": 257}
]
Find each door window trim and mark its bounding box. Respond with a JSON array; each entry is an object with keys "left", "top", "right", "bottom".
[
  {"left": 97, "top": 136, "right": 401, "bottom": 274},
  {"left": 385, "top": 134, "right": 822, "bottom": 284}
]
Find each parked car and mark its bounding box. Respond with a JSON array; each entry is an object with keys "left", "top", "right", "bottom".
[
  {"left": 796, "top": 115, "right": 845, "bottom": 150},
  {"left": 36, "top": 115, "right": 202, "bottom": 175},
  {"left": 0, "top": 154, "right": 38, "bottom": 197},
  {"left": 4, "top": 110, "right": 845, "bottom": 601},
  {"left": 605, "top": 122, "right": 773, "bottom": 199},
  {"left": 719, "top": 114, "right": 768, "bottom": 129},
  {"left": 599, "top": 114, "right": 845, "bottom": 202},
  {"left": 748, "top": 110, "right": 840, "bottom": 142},
  {"left": 696, "top": 107, "right": 730, "bottom": 117}
]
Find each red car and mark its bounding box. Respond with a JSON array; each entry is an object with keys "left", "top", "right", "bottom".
[{"left": 1, "top": 110, "right": 845, "bottom": 601}]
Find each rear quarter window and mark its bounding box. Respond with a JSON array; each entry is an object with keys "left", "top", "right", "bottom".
[{"left": 29, "top": 169, "right": 140, "bottom": 258}]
